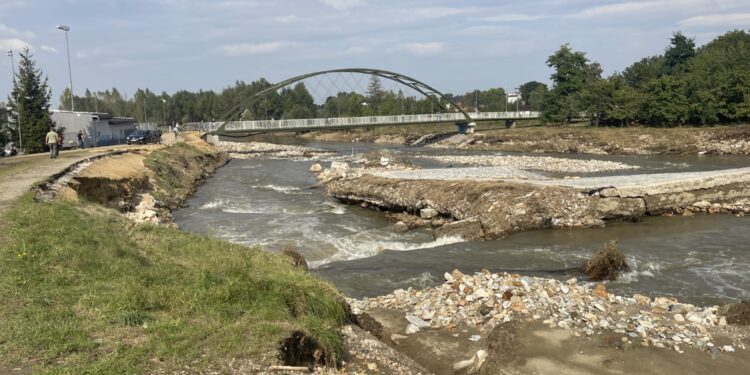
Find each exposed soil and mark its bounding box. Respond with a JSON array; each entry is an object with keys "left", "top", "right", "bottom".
[
  {"left": 0, "top": 146, "right": 152, "bottom": 214},
  {"left": 354, "top": 307, "right": 750, "bottom": 375}
]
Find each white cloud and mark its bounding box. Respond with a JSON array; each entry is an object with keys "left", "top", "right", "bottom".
[
  {"left": 274, "top": 15, "right": 301, "bottom": 24},
  {"left": 219, "top": 41, "right": 295, "bottom": 56},
  {"left": 478, "top": 14, "right": 550, "bottom": 22},
  {"left": 568, "top": 0, "right": 706, "bottom": 19},
  {"left": 0, "top": 38, "right": 31, "bottom": 52},
  {"left": 458, "top": 25, "right": 512, "bottom": 35},
  {"left": 409, "top": 6, "right": 476, "bottom": 19},
  {"left": 679, "top": 13, "right": 750, "bottom": 27},
  {"left": 0, "top": 23, "right": 34, "bottom": 38},
  {"left": 319, "top": 0, "right": 366, "bottom": 11},
  {"left": 40, "top": 45, "right": 58, "bottom": 53},
  {"left": 399, "top": 42, "right": 445, "bottom": 56}
]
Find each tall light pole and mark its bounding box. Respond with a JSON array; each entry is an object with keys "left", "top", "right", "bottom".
[
  {"left": 161, "top": 98, "right": 166, "bottom": 128},
  {"left": 7, "top": 50, "right": 21, "bottom": 151},
  {"left": 57, "top": 25, "right": 74, "bottom": 111}
]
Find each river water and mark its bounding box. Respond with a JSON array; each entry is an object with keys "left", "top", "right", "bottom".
[{"left": 174, "top": 140, "right": 750, "bottom": 306}]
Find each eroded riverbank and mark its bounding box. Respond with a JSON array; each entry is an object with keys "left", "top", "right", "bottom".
[
  {"left": 294, "top": 123, "right": 750, "bottom": 156},
  {"left": 171, "top": 138, "right": 750, "bottom": 373}
]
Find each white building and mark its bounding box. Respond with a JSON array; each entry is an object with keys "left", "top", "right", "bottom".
[
  {"left": 507, "top": 92, "right": 521, "bottom": 104},
  {"left": 50, "top": 110, "right": 137, "bottom": 148}
]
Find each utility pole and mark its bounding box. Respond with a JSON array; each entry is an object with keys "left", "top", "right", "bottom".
[
  {"left": 7, "top": 50, "right": 21, "bottom": 152},
  {"left": 474, "top": 90, "right": 479, "bottom": 113},
  {"left": 57, "top": 25, "right": 74, "bottom": 111},
  {"left": 161, "top": 98, "right": 166, "bottom": 127}
]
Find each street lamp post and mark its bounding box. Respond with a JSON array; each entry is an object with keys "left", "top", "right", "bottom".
[
  {"left": 7, "top": 50, "right": 21, "bottom": 152},
  {"left": 56, "top": 25, "right": 74, "bottom": 111},
  {"left": 161, "top": 98, "right": 166, "bottom": 128}
]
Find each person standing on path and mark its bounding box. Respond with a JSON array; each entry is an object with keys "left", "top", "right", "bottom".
[
  {"left": 77, "top": 130, "right": 85, "bottom": 149},
  {"left": 45, "top": 127, "right": 59, "bottom": 159}
]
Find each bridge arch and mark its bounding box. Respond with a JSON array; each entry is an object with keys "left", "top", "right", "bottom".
[{"left": 215, "top": 68, "right": 473, "bottom": 135}]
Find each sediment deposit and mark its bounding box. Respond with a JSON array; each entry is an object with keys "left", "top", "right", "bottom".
[
  {"left": 214, "top": 140, "right": 334, "bottom": 159},
  {"left": 419, "top": 154, "right": 640, "bottom": 173},
  {"left": 322, "top": 164, "right": 750, "bottom": 240},
  {"left": 350, "top": 270, "right": 748, "bottom": 354}
]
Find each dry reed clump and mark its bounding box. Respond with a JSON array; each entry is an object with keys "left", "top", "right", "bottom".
[{"left": 583, "top": 240, "right": 631, "bottom": 281}]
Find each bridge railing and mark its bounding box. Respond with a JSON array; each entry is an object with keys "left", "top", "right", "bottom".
[{"left": 224, "top": 111, "right": 540, "bottom": 132}]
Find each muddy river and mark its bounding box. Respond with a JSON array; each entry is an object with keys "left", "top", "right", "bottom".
[{"left": 174, "top": 140, "right": 750, "bottom": 306}]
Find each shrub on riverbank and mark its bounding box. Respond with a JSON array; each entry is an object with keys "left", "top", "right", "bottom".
[
  {"left": 584, "top": 241, "right": 631, "bottom": 281},
  {"left": 0, "top": 196, "right": 346, "bottom": 373}
]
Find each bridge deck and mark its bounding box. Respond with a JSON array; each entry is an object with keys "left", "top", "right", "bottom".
[{"left": 222, "top": 111, "right": 540, "bottom": 132}]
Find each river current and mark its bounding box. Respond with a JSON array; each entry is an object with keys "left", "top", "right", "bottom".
[{"left": 174, "top": 140, "right": 750, "bottom": 306}]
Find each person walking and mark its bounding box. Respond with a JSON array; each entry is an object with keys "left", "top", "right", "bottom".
[
  {"left": 56, "top": 130, "right": 64, "bottom": 158},
  {"left": 45, "top": 127, "right": 59, "bottom": 159},
  {"left": 77, "top": 130, "right": 85, "bottom": 149}
]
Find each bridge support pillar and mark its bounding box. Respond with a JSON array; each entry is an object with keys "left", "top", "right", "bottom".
[{"left": 456, "top": 121, "right": 476, "bottom": 134}]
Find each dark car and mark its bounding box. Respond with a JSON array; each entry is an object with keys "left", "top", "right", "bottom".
[{"left": 126, "top": 130, "right": 159, "bottom": 145}]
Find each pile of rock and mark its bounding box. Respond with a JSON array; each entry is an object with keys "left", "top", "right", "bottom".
[
  {"left": 420, "top": 154, "right": 640, "bottom": 173},
  {"left": 680, "top": 199, "right": 750, "bottom": 217},
  {"left": 125, "top": 193, "right": 163, "bottom": 225},
  {"left": 350, "top": 270, "right": 746, "bottom": 354},
  {"left": 214, "top": 140, "right": 333, "bottom": 159}
]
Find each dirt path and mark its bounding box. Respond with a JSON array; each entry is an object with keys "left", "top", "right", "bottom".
[{"left": 0, "top": 145, "right": 156, "bottom": 214}]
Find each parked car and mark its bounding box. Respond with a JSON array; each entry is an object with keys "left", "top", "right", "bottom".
[{"left": 126, "top": 130, "right": 159, "bottom": 145}]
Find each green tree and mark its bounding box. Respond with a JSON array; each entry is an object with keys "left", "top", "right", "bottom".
[
  {"left": 578, "top": 78, "right": 614, "bottom": 126},
  {"left": 280, "top": 82, "right": 316, "bottom": 119},
  {"left": 543, "top": 44, "right": 591, "bottom": 123},
  {"left": 622, "top": 56, "right": 664, "bottom": 89},
  {"left": 366, "top": 75, "right": 384, "bottom": 112},
  {"left": 641, "top": 76, "right": 689, "bottom": 126},
  {"left": 527, "top": 85, "right": 547, "bottom": 111},
  {"left": 518, "top": 81, "right": 547, "bottom": 106},
  {"left": 662, "top": 32, "right": 696, "bottom": 76},
  {"left": 684, "top": 30, "right": 750, "bottom": 123},
  {"left": 608, "top": 75, "right": 643, "bottom": 126},
  {"left": 0, "top": 104, "right": 10, "bottom": 146},
  {"left": 8, "top": 48, "right": 54, "bottom": 153}
]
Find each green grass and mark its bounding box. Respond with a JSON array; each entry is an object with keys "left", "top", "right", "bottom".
[
  {"left": 142, "top": 142, "right": 229, "bottom": 211},
  {"left": 0, "top": 196, "right": 346, "bottom": 373}
]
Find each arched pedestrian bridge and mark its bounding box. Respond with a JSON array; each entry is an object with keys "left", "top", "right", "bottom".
[{"left": 214, "top": 68, "right": 540, "bottom": 135}]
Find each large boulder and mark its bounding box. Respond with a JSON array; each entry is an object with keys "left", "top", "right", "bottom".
[{"left": 420, "top": 208, "right": 439, "bottom": 219}]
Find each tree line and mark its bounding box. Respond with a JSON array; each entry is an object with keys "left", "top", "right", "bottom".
[
  {"left": 541, "top": 29, "right": 750, "bottom": 126},
  {"left": 56, "top": 76, "right": 541, "bottom": 125},
  {"left": 3, "top": 29, "right": 750, "bottom": 152}
]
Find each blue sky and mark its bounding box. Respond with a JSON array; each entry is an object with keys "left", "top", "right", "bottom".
[{"left": 1, "top": 0, "right": 749, "bottom": 105}]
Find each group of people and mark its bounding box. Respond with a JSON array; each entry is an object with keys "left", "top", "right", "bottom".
[{"left": 45, "top": 128, "right": 86, "bottom": 159}]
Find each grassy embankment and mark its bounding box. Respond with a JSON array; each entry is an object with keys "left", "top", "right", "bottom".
[{"left": 0, "top": 143, "right": 346, "bottom": 373}]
